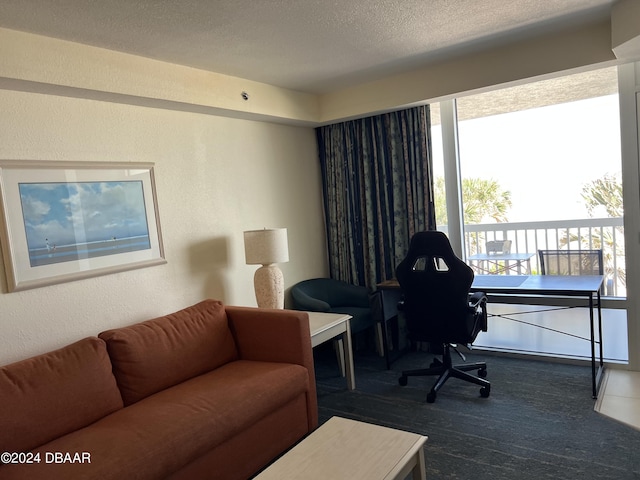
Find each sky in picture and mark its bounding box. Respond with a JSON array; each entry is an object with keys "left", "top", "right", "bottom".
[{"left": 19, "top": 181, "right": 150, "bottom": 250}]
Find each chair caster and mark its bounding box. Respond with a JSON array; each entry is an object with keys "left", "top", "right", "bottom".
[
  {"left": 426, "top": 391, "right": 437, "bottom": 403},
  {"left": 399, "top": 375, "right": 408, "bottom": 386},
  {"left": 478, "top": 367, "right": 487, "bottom": 378},
  {"left": 480, "top": 386, "right": 490, "bottom": 398}
]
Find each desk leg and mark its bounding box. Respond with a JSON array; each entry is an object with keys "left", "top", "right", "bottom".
[
  {"left": 343, "top": 319, "right": 355, "bottom": 390},
  {"left": 598, "top": 291, "right": 604, "bottom": 368},
  {"left": 373, "top": 288, "right": 404, "bottom": 370},
  {"left": 381, "top": 314, "right": 392, "bottom": 370},
  {"left": 375, "top": 322, "right": 385, "bottom": 357},
  {"left": 334, "top": 339, "right": 346, "bottom": 377},
  {"left": 596, "top": 290, "right": 605, "bottom": 397},
  {"left": 589, "top": 293, "right": 597, "bottom": 399}
]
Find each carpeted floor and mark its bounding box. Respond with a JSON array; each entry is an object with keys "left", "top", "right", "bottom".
[{"left": 314, "top": 346, "right": 640, "bottom": 480}]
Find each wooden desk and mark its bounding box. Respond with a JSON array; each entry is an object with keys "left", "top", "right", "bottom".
[
  {"left": 254, "top": 416, "right": 427, "bottom": 480},
  {"left": 376, "top": 274, "right": 605, "bottom": 398}
]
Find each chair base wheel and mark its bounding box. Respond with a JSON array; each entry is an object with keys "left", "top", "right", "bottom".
[
  {"left": 478, "top": 367, "right": 487, "bottom": 378},
  {"left": 399, "top": 375, "right": 408, "bottom": 386},
  {"left": 426, "top": 391, "right": 437, "bottom": 403},
  {"left": 480, "top": 385, "right": 491, "bottom": 398}
]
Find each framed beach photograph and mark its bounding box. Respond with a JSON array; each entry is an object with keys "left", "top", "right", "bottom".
[{"left": 0, "top": 161, "right": 166, "bottom": 292}]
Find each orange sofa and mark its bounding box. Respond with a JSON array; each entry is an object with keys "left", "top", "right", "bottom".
[{"left": 0, "top": 300, "right": 318, "bottom": 480}]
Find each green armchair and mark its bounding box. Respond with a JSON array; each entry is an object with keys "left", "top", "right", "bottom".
[{"left": 291, "top": 278, "right": 383, "bottom": 354}]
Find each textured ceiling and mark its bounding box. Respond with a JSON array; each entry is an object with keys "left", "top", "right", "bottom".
[{"left": 0, "top": 0, "right": 615, "bottom": 94}]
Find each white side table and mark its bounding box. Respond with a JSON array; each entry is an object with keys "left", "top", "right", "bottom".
[{"left": 308, "top": 312, "right": 355, "bottom": 391}]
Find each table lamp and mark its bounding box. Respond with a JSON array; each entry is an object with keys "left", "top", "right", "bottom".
[{"left": 243, "top": 228, "right": 289, "bottom": 309}]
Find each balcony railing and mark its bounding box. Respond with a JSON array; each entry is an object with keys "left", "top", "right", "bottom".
[{"left": 458, "top": 217, "right": 625, "bottom": 296}]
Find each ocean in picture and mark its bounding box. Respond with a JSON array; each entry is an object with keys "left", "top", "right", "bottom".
[
  {"left": 19, "top": 180, "right": 152, "bottom": 268},
  {"left": 28, "top": 235, "right": 151, "bottom": 267}
]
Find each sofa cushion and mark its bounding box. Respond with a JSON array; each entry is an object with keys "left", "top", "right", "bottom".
[
  {"left": 0, "top": 360, "right": 311, "bottom": 480},
  {"left": 0, "top": 337, "right": 123, "bottom": 453},
  {"left": 99, "top": 299, "right": 238, "bottom": 405}
]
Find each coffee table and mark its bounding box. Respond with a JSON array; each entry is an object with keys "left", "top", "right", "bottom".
[
  {"left": 254, "top": 416, "right": 427, "bottom": 479},
  {"left": 308, "top": 312, "right": 355, "bottom": 390}
]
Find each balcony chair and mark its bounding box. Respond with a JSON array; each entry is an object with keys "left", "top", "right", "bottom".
[
  {"left": 538, "top": 248, "right": 605, "bottom": 293},
  {"left": 538, "top": 249, "right": 603, "bottom": 276},
  {"left": 486, "top": 239, "right": 512, "bottom": 254},
  {"left": 396, "top": 231, "right": 490, "bottom": 403}
]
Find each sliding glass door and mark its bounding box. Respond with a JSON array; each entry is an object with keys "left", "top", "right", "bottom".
[{"left": 430, "top": 66, "right": 629, "bottom": 363}]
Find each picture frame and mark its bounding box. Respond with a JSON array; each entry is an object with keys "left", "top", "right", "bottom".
[{"left": 0, "top": 160, "right": 166, "bottom": 292}]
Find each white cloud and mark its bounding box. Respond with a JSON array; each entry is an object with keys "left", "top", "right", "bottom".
[{"left": 20, "top": 196, "right": 51, "bottom": 222}]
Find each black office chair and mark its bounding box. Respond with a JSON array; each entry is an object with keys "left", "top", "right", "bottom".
[
  {"left": 396, "top": 231, "right": 490, "bottom": 403},
  {"left": 538, "top": 249, "right": 603, "bottom": 276}
]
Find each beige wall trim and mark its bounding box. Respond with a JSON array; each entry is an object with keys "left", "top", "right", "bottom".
[
  {"left": 0, "top": 19, "right": 621, "bottom": 126},
  {"left": 0, "top": 28, "right": 320, "bottom": 126},
  {"left": 319, "top": 19, "right": 616, "bottom": 124}
]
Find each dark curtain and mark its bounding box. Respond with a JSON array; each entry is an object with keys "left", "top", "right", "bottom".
[{"left": 316, "top": 105, "right": 436, "bottom": 288}]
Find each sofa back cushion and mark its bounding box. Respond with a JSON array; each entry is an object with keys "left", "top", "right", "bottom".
[
  {"left": 99, "top": 299, "right": 238, "bottom": 405},
  {"left": 0, "top": 337, "right": 123, "bottom": 453}
]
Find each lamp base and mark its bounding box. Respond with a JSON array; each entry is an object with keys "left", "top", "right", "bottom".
[{"left": 254, "top": 264, "right": 284, "bottom": 309}]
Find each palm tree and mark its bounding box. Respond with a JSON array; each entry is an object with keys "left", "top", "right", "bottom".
[
  {"left": 560, "top": 173, "right": 625, "bottom": 293},
  {"left": 434, "top": 177, "right": 512, "bottom": 255},
  {"left": 581, "top": 174, "right": 623, "bottom": 218},
  {"left": 434, "top": 177, "right": 512, "bottom": 225}
]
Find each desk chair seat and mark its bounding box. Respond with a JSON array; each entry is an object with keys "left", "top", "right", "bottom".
[{"left": 396, "top": 231, "right": 490, "bottom": 403}]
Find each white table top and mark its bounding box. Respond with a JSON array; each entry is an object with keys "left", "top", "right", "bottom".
[
  {"left": 468, "top": 252, "right": 535, "bottom": 261},
  {"left": 307, "top": 311, "right": 351, "bottom": 338},
  {"left": 471, "top": 274, "right": 604, "bottom": 296},
  {"left": 255, "top": 416, "right": 427, "bottom": 480}
]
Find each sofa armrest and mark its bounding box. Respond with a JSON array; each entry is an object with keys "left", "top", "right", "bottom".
[
  {"left": 225, "top": 306, "right": 317, "bottom": 430},
  {"left": 225, "top": 307, "right": 311, "bottom": 364}
]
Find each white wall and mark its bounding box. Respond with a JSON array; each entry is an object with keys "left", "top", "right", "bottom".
[{"left": 0, "top": 89, "right": 328, "bottom": 365}]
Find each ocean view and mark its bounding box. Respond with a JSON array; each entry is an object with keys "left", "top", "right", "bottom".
[{"left": 28, "top": 235, "right": 151, "bottom": 267}]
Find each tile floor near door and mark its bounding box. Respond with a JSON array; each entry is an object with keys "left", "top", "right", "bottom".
[{"left": 596, "top": 369, "right": 640, "bottom": 430}]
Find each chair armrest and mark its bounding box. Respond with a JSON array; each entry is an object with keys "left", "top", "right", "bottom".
[
  {"left": 291, "top": 288, "right": 331, "bottom": 312},
  {"left": 468, "top": 291, "right": 488, "bottom": 332},
  {"left": 468, "top": 291, "right": 486, "bottom": 308}
]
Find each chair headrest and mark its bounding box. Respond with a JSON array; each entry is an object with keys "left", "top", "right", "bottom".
[{"left": 404, "top": 231, "right": 456, "bottom": 260}]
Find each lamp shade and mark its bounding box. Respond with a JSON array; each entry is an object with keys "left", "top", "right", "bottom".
[{"left": 244, "top": 228, "right": 289, "bottom": 265}]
